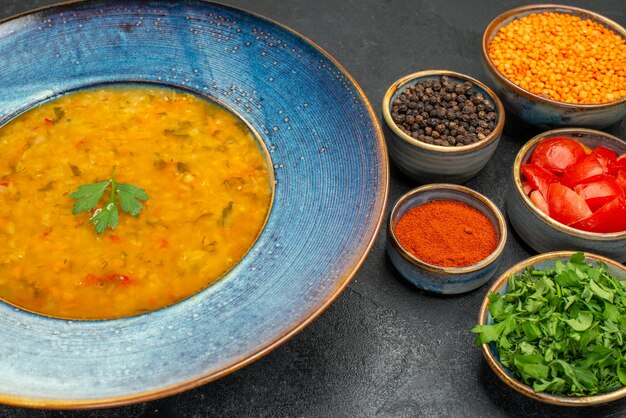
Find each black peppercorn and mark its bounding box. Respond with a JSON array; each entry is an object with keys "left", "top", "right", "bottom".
[{"left": 390, "top": 76, "right": 497, "bottom": 147}]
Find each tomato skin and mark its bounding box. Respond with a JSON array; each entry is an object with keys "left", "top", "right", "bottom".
[
  {"left": 529, "top": 190, "right": 549, "bottom": 215},
  {"left": 521, "top": 164, "right": 559, "bottom": 199},
  {"left": 572, "top": 195, "right": 626, "bottom": 233},
  {"left": 590, "top": 146, "right": 618, "bottom": 174},
  {"left": 530, "top": 137, "right": 587, "bottom": 174},
  {"left": 617, "top": 170, "right": 626, "bottom": 191},
  {"left": 547, "top": 183, "right": 593, "bottom": 225},
  {"left": 560, "top": 155, "right": 606, "bottom": 188},
  {"left": 573, "top": 176, "right": 624, "bottom": 211}
]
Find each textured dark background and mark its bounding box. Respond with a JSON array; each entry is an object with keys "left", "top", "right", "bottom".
[{"left": 1, "top": 0, "right": 625, "bottom": 417}]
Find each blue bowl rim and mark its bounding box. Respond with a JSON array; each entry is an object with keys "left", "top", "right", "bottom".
[
  {"left": 381, "top": 69, "right": 505, "bottom": 154},
  {"left": 513, "top": 127, "right": 626, "bottom": 240},
  {"left": 387, "top": 183, "right": 507, "bottom": 274},
  {"left": 482, "top": 3, "right": 626, "bottom": 109},
  {"left": 477, "top": 251, "right": 626, "bottom": 406}
]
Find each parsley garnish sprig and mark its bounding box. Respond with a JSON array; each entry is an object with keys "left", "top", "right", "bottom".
[{"left": 70, "top": 167, "right": 149, "bottom": 234}]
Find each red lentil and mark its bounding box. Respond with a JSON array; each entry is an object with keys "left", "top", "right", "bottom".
[{"left": 489, "top": 12, "right": 626, "bottom": 105}]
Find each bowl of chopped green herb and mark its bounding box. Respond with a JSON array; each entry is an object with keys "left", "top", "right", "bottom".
[{"left": 473, "top": 251, "right": 626, "bottom": 406}]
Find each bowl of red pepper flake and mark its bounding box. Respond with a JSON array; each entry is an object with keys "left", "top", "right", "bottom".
[{"left": 387, "top": 184, "right": 507, "bottom": 294}]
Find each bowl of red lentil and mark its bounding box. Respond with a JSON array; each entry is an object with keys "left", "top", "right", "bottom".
[
  {"left": 382, "top": 70, "right": 505, "bottom": 184},
  {"left": 387, "top": 184, "right": 507, "bottom": 294},
  {"left": 482, "top": 4, "right": 626, "bottom": 129}
]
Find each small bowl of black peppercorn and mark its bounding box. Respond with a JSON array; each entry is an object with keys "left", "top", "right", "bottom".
[{"left": 382, "top": 70, "right": 505, "bottom": 184}]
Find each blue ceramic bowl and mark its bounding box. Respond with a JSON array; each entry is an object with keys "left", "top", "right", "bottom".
[
  {"left": 482, "top": 4, "right": 626, "bottom": 129},
  {"left": 478, "top": 251, "right": 626, "bottom": 406},
  {"left": 0, "top": 0, "right": 388, "bottom": 409},
  {"left": 386, "top": 184, "right": 507, "bottom": 294},
  {"left": 382, "top": 70, "right": 505, "bottom": 184},
  {"left": 507, "top": 128, "right": 626, "bottom": 262}
]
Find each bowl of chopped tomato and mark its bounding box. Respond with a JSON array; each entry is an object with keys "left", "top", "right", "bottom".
[{"left": 508, "top": 128, "right": 626, "bottom": 262}]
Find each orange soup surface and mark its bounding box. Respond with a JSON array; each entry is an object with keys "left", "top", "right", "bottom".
[{"left": 0, "top": 86, "right": 272, "bottom": 320}]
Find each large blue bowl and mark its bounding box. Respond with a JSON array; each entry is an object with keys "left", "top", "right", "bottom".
[{"left": 0, "top": 0, "right": 388, "bottom": 408}]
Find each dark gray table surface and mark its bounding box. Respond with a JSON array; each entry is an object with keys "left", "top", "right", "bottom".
[{"left": 1, "top": 0, "right": 625, "bottom": 417}]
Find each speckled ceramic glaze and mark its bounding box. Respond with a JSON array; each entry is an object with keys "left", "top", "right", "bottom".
[
  {"left": 479, "top": 251, "right": 626, "bottom": 406},
  {"left": 0, "top": 0, "right": 388, "bottom": 408},
  {"left": 507, "top": 128, "right": 626, "bottom": 262},
  {"left": 386, "top": 184, "right": 507, "bottom": 294},
  {"left": 382, "top": 70, "right": 505, "bottom": 184},
  {"left": 482, "top": 5, "right": 626, "bottom": 129}
]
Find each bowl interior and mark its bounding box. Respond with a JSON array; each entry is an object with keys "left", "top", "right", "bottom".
[
  {"left": 482, "top": 253, "right": 626, "bottom": 405},
  {"left": 390, "top": 185, "right": 504, "bottom": 267}
]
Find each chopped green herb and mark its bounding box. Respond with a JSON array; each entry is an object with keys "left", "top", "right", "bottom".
[
  {"left": 52, "top": 106, "right": 65, "bottom": 124},
  {"left": 221, "top": 201, "right": 233, "bottom": 226},
  {"left": 472, "top": 253, "right": 626, "bottom": 396},
  {"left": 68, "top": 163, "right": 82, "bottom": 177},
  {"left": 177, "top": 162, "right": 190, "bottom": 173},
  {"left": 154, "top": 158, "right": 167, "bottom": 170},
  {"left": 69, "top": 167, "right": 149, "bottom": 234}
]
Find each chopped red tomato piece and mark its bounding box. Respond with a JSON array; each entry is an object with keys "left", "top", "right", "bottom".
[
  {"left": 547, "top": 183, "right": 593, "bottom": 225},
  {"left": 84, "top": 273, "right": 134, "bottom": 286},
  {"left": 572, "top": 196, "right": 626, "bottom": 233},
  {"left": 616, "top": 154, "right": 626, "bottom": 171},
  {"left": 560, "top": 155, "right": 606, "bottom": 188},
  {"left": 530, "top": 136, "right": 587, "bottom": 174},
  {"left": 617, "top": 170, "right": 626, "bottom": 191},
  {"left": 529, "top": 190, "right": 549, "bottom": 215},
  {"left": 117, "top": 275, "right": 133, "bottom": 285},
  {"left": 573, "top": 176, "right": 624, "bottom": 211},
  {"left": 589, "top": 146, "right": 617, "bottom": 174},
  {"left": 522, "top": 181, "right": 532, "bottom": 196},
  {"left": 521, "top": 164, "right": 559, "bottom": 199}
]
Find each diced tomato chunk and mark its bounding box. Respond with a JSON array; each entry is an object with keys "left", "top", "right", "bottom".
[
  {"left": 616, "top": 154, "right": 626, "bottom": 171},
  {"left": 573, "top": 176, "right": 624, "bottom": 211},
  {"left": 590, "top": 146, "right": 618, "bottom": 174},
  {"left": 547, "top": 183, "right": 593, "bottom": 225},
  {"left": 560, "top": 155, "right": 606, "bottom": 188},
  {"left": 521, "top": 164, "right": 559, "bottom": 199},
  {"left": 529, "top": 190, "right": 549, "bottom": 215},
  {"left": 522, "top": 182, "right": 532, "bottom": 196},
  {"left": 617, "top": 170, "right": 626, "bottom": 191},
  {"left": 530, "top": 137, "right": 587, "bottom": 174},
  {"left": 572, "top": 196, "right": 626, "bottom": 233}
]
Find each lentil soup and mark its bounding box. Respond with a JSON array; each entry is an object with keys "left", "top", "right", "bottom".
[{"left": 0, "top": 86, "right": 273, "bottom": 320}]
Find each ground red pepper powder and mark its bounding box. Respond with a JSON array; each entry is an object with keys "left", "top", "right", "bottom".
[{"left": 394, "top": 200, "right": 498, "bottom": 267}]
